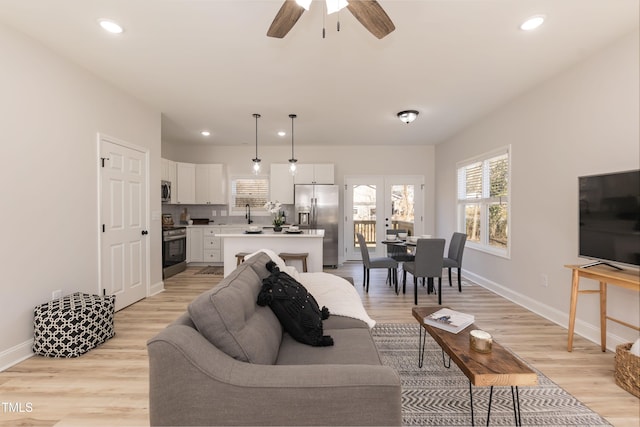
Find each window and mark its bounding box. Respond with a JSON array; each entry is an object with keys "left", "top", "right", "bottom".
[
  {"left": 230, "top": 176, "right": 269, "bottom": 213},
  {"left": 457, "top": 147, "right": 510, "bottom": 257}
]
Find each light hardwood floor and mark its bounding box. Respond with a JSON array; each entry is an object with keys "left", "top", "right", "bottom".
[{"left": 1, "top": 263, "right": 638, "bottom": 426}]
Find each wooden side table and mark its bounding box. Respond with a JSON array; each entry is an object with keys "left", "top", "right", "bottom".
[{"left": 564, "top": 264, "right": 640, "bottom": 352}]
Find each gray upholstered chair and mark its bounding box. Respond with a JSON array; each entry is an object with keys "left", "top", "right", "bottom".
[
  {"left": 357, "top": 233, "right": 399, "bottom": 293},
  {"left": 443, "top": 232, "right": 467, "bottom": 292},
  {"left": 402, "top": 238, "right": 445, "bottom": 305}
]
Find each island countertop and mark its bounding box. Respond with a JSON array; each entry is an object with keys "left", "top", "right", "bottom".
[{"left": 217, "top": 229, "right": 325, "bottom": 277}]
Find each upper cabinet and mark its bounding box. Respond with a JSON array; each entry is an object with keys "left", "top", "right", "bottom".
[
  {"left": 175, "top": 162, "right": 196, "bottom": 204},
  {"left": 195, "top": 164, "right": 226, "bottom": 205},
  {"left": 270, "top": 164, "right": 295, "bottom": 204},
  {"left": 294, "top": 164, "right": 334, "bottom": 184}
]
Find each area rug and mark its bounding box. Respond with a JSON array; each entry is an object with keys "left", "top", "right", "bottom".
[
  {"left": 371, "top": 323, "right": 611, "bottom": 426},
  {"left": 195, "top": 266, "right": 224, "bottom": 275}
]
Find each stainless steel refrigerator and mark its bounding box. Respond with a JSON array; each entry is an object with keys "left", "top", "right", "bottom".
[{"left": 294, "top": 184, "right": 339, "bottom": 267}]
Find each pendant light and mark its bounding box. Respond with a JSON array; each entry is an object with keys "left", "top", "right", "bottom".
[
  {"left": 288, "top": 114, "right": 298, "bottom": 175},
  {"left": 252, "top": 113, "right": 261, "bottom": 175}
]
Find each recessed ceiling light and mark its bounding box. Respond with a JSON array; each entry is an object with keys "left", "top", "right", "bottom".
[
  {"left": 201, "top": 131, "right": 211, "bottom": 136},
  {"left": 520, "top": 15, "right": 545, "bottom": 31},
  {"left": 277, "top": 131, "right": 286, "bottom": 137},
  {"left": 98, "top": 19, "right": 124, "bottom": 34}
]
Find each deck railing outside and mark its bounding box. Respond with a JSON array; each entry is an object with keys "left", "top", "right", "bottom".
[{"left": 354, "top": 220, "right": 414, "bottom": 245}]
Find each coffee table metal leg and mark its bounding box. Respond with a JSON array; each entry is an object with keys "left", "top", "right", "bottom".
[
  {"left": 511, "top": 386, "right": 522, "bottom": 426},
  {"left": 469, "top": 381, "right": 475, "bottom": 426},
  {"left": 418, "top": 326, "right": 426, "bottom": 368},
  {"left": 441, "top": 349, "right": 451, "bottom": 368}
]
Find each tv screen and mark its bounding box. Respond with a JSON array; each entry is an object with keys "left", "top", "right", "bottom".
[{"left": 579, "top": 169, "right": 640, "bottom": 267}]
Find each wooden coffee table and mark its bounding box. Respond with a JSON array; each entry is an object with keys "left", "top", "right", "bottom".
[{"left": 412, "top": 306, "right": 537, "bottom": 426}]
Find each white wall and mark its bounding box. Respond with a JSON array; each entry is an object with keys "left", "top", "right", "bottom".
[
  {"left": 0, "top": 23, "right": 162, "bottom": 369},
  {"left": 435, "top": 30, "right": 640, "bottom": 349}
]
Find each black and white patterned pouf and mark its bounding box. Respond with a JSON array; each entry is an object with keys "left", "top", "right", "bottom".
[{"left": 33, "top": 292, "right": 115, "bottom": 357}]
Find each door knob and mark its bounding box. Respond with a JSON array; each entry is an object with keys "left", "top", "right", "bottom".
[{"left": 141, "top": 230, "right": 149, "bottom": 235}]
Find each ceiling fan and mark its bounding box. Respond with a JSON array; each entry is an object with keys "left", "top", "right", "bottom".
[{"left": 267, "top": 0, "right": 395, "bottom": 39}]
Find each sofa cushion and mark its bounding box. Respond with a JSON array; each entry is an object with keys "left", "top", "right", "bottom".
[
  {"left": 257, "top": 261, "right": 333, "bottom": 347},
  {"left": 276, "top": 327, "right": 383, "bottom": 366},
  {"left": 188, "top": 261, "right": 282, "bottom": 365}
]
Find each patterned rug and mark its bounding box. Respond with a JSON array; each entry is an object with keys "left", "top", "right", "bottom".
[
  {"left": 195, "top": 266, "right": 224, "bottom": 275},
  {"left": 372, "top": 323, "right": 611, "bottom": 426}
]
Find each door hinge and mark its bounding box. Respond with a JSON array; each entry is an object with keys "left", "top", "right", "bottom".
[{"left": 100, "top": 157, "right": 109, "bottom": 167}]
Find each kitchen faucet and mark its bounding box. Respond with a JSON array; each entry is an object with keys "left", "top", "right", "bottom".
[{"left": 245, "top": 204, "right": 252, "bottom": 224}]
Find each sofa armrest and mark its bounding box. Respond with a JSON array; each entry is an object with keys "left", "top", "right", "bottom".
[{"left": 148, "top": 325, "right": 402, "bottom": 426}]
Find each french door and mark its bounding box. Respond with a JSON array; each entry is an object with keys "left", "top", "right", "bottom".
[{"left": 345, "top": 176, "right": 423, "bottom": 260}]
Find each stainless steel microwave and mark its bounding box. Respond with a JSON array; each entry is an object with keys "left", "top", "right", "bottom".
[{"left": 161, "top": 180, "right": 171, "bottom": 203}]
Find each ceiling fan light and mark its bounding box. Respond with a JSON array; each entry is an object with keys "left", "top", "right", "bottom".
[
  {"left": 98, "top": 19, "right": 124, "bottom": 34},
  {"left": 326, "top": 0, "right": 349, "bottom": 15},
  {"left": 296, "top": 0, "right": 312, "bottom": 11},
  {"left": 520, "top": 15, "right": 545, "bottom": 31},
  {"left": 397, "top": 110, "right": 419, "bottom": 124}
]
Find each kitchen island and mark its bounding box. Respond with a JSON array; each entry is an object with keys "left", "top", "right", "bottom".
[{"left": 216, "top": 229, "right": 325, "bottom": 277}]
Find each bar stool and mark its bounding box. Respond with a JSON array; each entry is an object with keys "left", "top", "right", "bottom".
[
  {"left": 278, "top": 252, "right": 309, "bottom": 272},
  {"left": 235, "top": 252, "right": 250, "bottom": 266}
]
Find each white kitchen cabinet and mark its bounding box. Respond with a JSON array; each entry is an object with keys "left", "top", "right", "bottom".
[
  {"left": 270, "top": 164, "right": 294, "bottom": 204},
  {"left": 195, "top": 164, "right": 226, "bottom": 205},
  {"left": 293, "top": 164, "right": 334, "bottom": 184},
  {"left": 312, "top": 164, "right": 335, "bottom": 184},
  {"left": 176, "top": 162, "right": 196, "bottom": 204},
  {"left": 188, "top": 227, "right": 204, "bottom": 263},
  {"left": 203, "top": 226, "right": 222, "bottom": 263}
]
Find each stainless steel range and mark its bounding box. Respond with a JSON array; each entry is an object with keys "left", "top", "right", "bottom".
[{"left": 162, "top": 226, "right": 187, "bottom": 278}]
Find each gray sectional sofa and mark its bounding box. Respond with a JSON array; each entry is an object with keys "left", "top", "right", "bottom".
[{"left": 147, "top": 251, "right": 402, "bottom": 426}]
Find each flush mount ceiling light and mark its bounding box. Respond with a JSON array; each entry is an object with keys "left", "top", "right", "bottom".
[
  {"left": 98, "top": 19, "right": 124, "bottom": 34},
  {"left": 252, "top": 113, "right": 262, "bottom": 175},
  {"left": 288, "top": 114, "right": 298, "bottom": 175},
  {"left": 277, "top": 131, "right": 286, "bottom": 137},
  {"left": 520, "top": 15, "right": 545, "bottom": 31},
  {"left": 397, "top": 110, "right": 419, "bottom": 124},
  {"left": 200, "top": 130, "right": 210, "bottom": 136}
]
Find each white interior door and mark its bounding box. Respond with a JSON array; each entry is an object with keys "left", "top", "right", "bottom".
[
  {"left": 100, "top": 135, "right": 148, "bottom": 311},
  {"left": 345, "top": 176, "right": 423, "bottom": 260}
]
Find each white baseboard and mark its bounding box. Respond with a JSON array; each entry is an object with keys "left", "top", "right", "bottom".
[
  {"left": 463, "top": 270, "right": 630, "bottom": 352},
  {"left": 0, "top": 340, "right": 33, "bottom": 372},
  {"left": 149, "top": 280, "right": 165, "bottom": 296}
]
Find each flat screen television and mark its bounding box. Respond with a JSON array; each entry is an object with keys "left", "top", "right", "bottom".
[{"left": 579, "top": 169, "right": 640, "bottom": 268}]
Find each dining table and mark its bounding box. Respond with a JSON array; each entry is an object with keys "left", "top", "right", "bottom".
[{"left": 382, "top": 237, "right": 438, "bottom": 294}]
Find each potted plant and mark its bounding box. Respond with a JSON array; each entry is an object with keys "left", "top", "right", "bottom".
[{"left": 265, "top": 201, "right": 285, "bottom": 231}]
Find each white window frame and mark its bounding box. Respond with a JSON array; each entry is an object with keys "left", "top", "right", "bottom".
[
  {"left": 456, "top": 146, "right": 511, "bottom": 258},
  {"left": 229, "top": 174, "right": 270, "bottom": 217}
]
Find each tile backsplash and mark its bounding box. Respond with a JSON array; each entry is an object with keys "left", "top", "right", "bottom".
[{"left": 161, "top": 204, "right": 294, "bottom": 226}]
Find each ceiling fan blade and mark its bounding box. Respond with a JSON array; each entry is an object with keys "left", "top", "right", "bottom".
[
  {"left": 346, "top": 0, "right": 395, "bottom": 39},
  {"left": 267, "top": 0, "right": 306, "bottom": 38}
]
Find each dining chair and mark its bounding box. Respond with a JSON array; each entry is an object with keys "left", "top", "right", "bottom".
[
  {"left": 356, "top": 233, "right": 399, "bottom": 293},
  {"left": 402, "top": 238, "right": 445, "bottom": 305},
  {"left": 443, "top": 232, "right": 467, "bottom": 292}
]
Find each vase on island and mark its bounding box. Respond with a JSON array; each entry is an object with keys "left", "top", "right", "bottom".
[{"left": 273, "top": 226, "right": 283, "bottom": 232}]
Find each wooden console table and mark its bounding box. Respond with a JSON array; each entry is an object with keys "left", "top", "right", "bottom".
[
  {"left": 412, "top": 306, "right": 537, "bottom": 426},
  {"left": 564, "top": 264, "right": 640, "bottom": 352}
]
